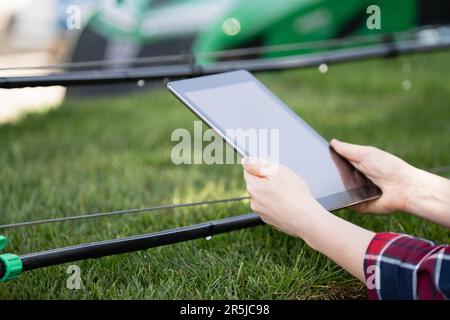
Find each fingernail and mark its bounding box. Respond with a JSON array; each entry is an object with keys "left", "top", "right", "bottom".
[{"left": 246, "top": 157, "right": 259, "bottom": 165}]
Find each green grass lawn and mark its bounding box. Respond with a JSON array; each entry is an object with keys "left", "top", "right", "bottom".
[{"left": 0, "top": 51, "right": 449, "bottom": 299}]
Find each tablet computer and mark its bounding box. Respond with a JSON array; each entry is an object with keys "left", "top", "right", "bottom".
[{"left": 167, "top": 70, "right": 381, "bottom": 211}]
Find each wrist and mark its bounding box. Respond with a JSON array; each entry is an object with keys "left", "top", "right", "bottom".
[
  {"left": 402, "top": 167, "right": 434, "bottom": 213},
  {"left": 401, "top": 166, "right": 450, "bottom": 226},
  {"left": 391, "top": 162, "right": 420, "bottom": 212},
  {"left": 292, "top": 200, "right": 376, "bottom": 282},
  {"left": 295, "top": 204, "right": 334, "bottom": 248}
]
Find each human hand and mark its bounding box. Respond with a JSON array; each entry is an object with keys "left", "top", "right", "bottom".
[
  {"left": 241, "top": 157, "right": 379, "bottom": 282},
  {"left": 330, "top": 139, "right": 415, "bottom": 214},
  {"left": 241, "top": 158, "right": 329, "bottom": 238}
]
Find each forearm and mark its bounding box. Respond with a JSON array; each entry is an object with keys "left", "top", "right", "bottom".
[
  {"left": 297, "top": 206, "right": 374, "bottom": 282},
  {"left": 403, "top": 167, "right": 450, "bottom": 228}
]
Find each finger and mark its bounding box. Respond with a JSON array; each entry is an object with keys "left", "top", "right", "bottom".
[
  {"left": 330, "top": 139, "right": 367, "bottom": 163},
  {"left": 243, "top": 170, "right": 266, "bottom": 188},
  {"left": 352, "top": 198, "right": 381, "bottom": 214},
  {"left": 351, "top": 202, "right": 369, "bottom": 213},
  {"left": 249, "top": 199, "right": 262, "bottom": 213},
  {"left": 241, "top": 157, "right": 271, "bottom": 178}
]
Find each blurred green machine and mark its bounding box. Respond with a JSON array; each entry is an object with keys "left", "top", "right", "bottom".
[{"left": 66, "top": 0, "right": 449, "bottom": 95}]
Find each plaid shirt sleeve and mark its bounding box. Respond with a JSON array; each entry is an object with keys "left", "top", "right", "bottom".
[{"left": 364, "top": 232, "right": 450, "bottom": 300}]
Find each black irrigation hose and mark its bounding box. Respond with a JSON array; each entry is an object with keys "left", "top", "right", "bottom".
[
  {"left": 0, "top": 197, "right": 258, "bottom": 280},
  {"left": 1, "top": 39, "right": 450, "bottom": 89},
  {"left": 0, "top": 53, "right": 186, "bottom": 72},
  {"left": 19, "top": 213, "right": 263, "bottom": 272},
  {"left": 0, "top": 31, "right": 417, "bottom": 72}
]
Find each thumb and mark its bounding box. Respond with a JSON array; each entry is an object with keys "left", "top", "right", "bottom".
[
  {"left": 241, "top": 157, "right": 270, "bottom": 178},
  {"left": 330, "top": 139, "right": 367, "bottom": 163}
]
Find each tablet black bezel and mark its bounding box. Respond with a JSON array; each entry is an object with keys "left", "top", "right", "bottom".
[{"left": 167, "top": 70, "right": 381, "bottom": 212}]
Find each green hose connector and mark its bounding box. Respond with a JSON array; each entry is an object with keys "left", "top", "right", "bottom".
[
  {"left": 0, "top": 236, "right": 23, "bottom": 282},
  {"left": 0, "top": 236, "right": 7, "bottom": 250}
]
